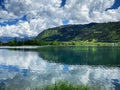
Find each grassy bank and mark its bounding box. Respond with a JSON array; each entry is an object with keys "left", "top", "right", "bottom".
[
  {"left": 0, "top": 39, "right": 120, "bottom": 46},
  {"left": 31, "top": 82, "right": 90, "bottom": 90}
]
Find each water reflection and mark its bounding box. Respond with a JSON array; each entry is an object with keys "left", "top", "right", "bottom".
[
  {"left": 0, "top": 46, "right": 120, "bottom": 90},
  {"left": 38, "top": 46, "right": 120, "bottom": 66}
]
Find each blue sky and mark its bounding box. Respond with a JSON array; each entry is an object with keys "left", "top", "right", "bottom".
[
  {"left": 0, "top": 0, "right": 67, "bottom": 26},
  {"left": 109, "top": 0, "right": 120, "bottom": 9},
  {"left": 0, "top": 0, "right": 120, "bottom": 38},
  {"left": 0, "top": 15, "right": 27, "bottom": 26},
  {"left": 106, "top": 0, "right": 120, "bottom": 10},
  {"left": 0, "top": 0, "right": 27, "bottom": 26},
  {"left": 60, "top": 0, "right": 66, "bottom": 7},
  {"left": 0, "top": 0, "right": 120, "bottom": 26},
  {"left": 0, "top": 0, "right": 6, "bottom": 10}
]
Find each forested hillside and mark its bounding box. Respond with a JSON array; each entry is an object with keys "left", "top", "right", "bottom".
[{"left": 36, "top": 22, "right": 120, "bottom": 42}]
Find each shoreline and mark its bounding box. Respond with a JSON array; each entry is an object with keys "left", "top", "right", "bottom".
[
  {"left": 0, "top": 40, "right": 120, "bottom": 46},
  {"left": 0, "top": 43, "right": 120, "bottom": 46}
]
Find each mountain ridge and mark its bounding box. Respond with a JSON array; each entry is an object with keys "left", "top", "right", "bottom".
[{"left": 36, "top": 22, "right": 120, "bottom": 42}]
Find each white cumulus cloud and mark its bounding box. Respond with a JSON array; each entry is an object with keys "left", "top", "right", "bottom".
[
  {"left": 0, "top": 0, "right": 120, "bottom": 37},
  {"left": 0, "top": 21, "right": 37, "bottom": 37}
]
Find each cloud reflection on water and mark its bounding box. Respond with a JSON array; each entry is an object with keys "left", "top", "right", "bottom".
[{"left": 0, "top": 47, "right": 120, "bottom": 90}]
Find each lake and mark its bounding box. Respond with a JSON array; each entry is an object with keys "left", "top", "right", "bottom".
[{"left": 0, "top": 46, "right": 120, "bottom": 90}]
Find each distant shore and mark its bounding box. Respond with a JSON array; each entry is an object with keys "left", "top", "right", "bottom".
[{"left": 0, "top": 40, "right": 120, "bottom": 46}]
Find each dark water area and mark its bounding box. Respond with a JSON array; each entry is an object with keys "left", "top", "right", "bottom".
[
  {"left": 38, "top": 46, "right": 120, "bottom": 66},
  {"left": 0, "top": 46, "right": 120, "bottom": 90}
]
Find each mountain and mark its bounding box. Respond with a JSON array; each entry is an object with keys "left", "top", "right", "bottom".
[
  {"left": 36, "top": 22, "right": 120, "bottom": 42},
  {"left": 0, "top": 36, "right": 34, "bottom": 43}
]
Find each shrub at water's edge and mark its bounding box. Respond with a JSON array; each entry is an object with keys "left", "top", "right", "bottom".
[{"left": 31, "top": 81, "right": 91, "bottom": 90}]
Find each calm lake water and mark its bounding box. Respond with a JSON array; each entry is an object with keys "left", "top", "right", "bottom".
[{"left": 0, "top": 46, "right": 120, "bottom": 90}]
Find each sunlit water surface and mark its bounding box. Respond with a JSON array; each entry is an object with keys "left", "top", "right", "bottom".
[{"left": 0, "top": 46, "right": 120, "bottom": 90}]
